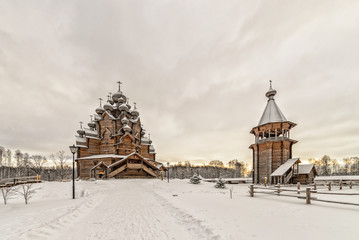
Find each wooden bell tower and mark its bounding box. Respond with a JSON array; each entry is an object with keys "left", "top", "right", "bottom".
[{"left": 249, "top": 81, "right": 297, "bottom": 184}]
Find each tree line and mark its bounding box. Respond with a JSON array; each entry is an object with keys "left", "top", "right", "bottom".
[
  {"left": 308, "top": 155, "right": 359, "bottom": 176},
  {"left": 168, "top": 160, "right": 251, "bottom": 179},
  {"left": 0, "top": 146, "right": 73, "bottom": 181}
]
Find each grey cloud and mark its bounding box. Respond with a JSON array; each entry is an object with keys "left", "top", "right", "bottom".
[{"left": 0, "top": 0, "right": 358, "bottom": 163}]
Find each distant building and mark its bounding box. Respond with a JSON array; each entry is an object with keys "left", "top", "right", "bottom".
[
  {"left": 249, "top": 82, "right": 315, "bottom": 184},
  {"left": 75, "top": 82, "right": 165, "bottom": 179}
]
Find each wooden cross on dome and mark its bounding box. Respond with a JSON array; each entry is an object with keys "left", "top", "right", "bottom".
[
  {"left": 269, "top": 80, "right": 272, "bottom": 88},
  {"left": 79, "top": 121, "right": 83, "bottom": 129},
  {"left": 98, "top": 98, "right": 103, "bottom": 107},
  {"left": 117, "top": 81, "right": 122, "bottom": 91}
]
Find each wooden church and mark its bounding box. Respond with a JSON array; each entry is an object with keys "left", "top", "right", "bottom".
[
  {"left": 249, "top": 81, "right": 316, "bottom": 184},
  {"left": 75, "top": 82, "right": 165, "bottom": 179}
]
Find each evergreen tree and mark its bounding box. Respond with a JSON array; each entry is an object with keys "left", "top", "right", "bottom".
[
  {"left": 190, "top": 173, "right": 201, "bottom": 184},
  {"left": 215, "top": 178, "right": 226, "bottom": 188}
]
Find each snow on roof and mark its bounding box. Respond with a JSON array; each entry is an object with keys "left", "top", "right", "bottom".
[
  {"left": 85, "top": 128, "right": 98, "bottom": 135},
  {"left": 130, "top": 117, "right": 140, "bottom": 123},
  {"left": 298, "top": 164, "right": 315, "bottom": 174},
  {"left": 315, "top": 175, "right": 359, "bottom": 181},
  {"left": 76, "top": 136, "right": 86, "bottom": 143},
  {"left": 104, "top": 110, "right": 116, "bottom": 120},
  {"left": 77, "top": 154, "right": 128, "bottom": 160},
  {"left": 86, "top": 136, "right": 101, "bottom": 140},
  {"left": 271, "top": 158, "right": 301, "bottom": 176},
  {"left": 258, "top": 99, "right": 287, "bottom": 126},
  {"left": 90, "top": 161, "right": 108, "bottom": 170}
]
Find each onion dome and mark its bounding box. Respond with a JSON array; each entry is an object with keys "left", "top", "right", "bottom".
[
  {"left": 88, "top": 115, "right": 96, "bottom": 129},
  {"left": 95, "top": 97, "right": 105, "bottom": 114},
  {"left": 112, "top": 91, "right": 123, "bottom": 103},
  {"left": 118, "top": 97, "right": 125, "bottom": 104},
  {"left": 77, "top": 129, "right": 85, "bottom": 136},
  {"left": 108, "top": 92, "right": 114, "bottom": 105},
  {"left": 104, "top": 102, "right": 113, "bottom": 111},
  {"left": 126, "top": 98, "right": 131, "bottom": 110},
  {"left": 121, "top": 115, "right": 129, "bottom": 124},
  {"left": 119, "top": 103, "right": 129, "bottom": 112},
  {"left": 112, "top": 81, "right": 123, "bottom": 103},
  {"left": 96, "top": 106, "right": 105, "bottom": 115},
  {"left": 148, "top": 134, "right": 152, "bottom": 144},
  {"left": 265, "top": 80, "right": 277, "bottom": 100},
  {"left": 123, "top": 124, "right": 131, "bottom": 132},
  {"left": 141, "top": 126, "right": 146, "bottom": 136},
  {"left": 104, "top": 95, "right": 113, "bottom": 111},
  {"left": 88, "top": 122, "right": 95, "bottom": 129},
  {"left": 131, "top": 102, "right": 139, "bottom": 117},
  {"left": 77, "top": 122, "right": 85, "bottom": 136}
]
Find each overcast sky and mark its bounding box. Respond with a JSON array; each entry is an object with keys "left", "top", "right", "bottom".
[{"left": 0, "top": 0, "right": 358, "bottom": 164}]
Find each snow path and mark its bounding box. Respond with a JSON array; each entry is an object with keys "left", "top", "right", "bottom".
[
  {"left": 2, "top": 179, "right": 359, "bottom": 240},
  {"left": 19, "top": 180, "right": 219, "bottom": 240}
]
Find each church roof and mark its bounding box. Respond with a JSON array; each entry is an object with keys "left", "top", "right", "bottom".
[
  {"left": 257, "top": 82, "right": 288, "bottom": 126},
  {"left": 298, "top": 164, "right": 316, "bottom": 174},
  {"left": 258, "top": 98, "right": 287, "bottom": 126},
  {"left": 271, "top": 158, "right": 301, "bottom": 176}
]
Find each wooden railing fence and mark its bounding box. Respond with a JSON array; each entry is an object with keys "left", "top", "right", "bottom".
[
  {"left": 0, "top": 175, "right": 41, "bottom": 188},
  {"left": 249, "top": 181, "right": 359, "bottom": 207}
]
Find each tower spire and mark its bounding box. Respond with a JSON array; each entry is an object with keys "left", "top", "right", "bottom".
[
  {"left": 79, "top": 121, "right": 83, "bottom": 129},
  {"left": 134, "top": 102, "right": 137, "bottom": 109},
  {"left": 90, "top": 115, "right": 93, "bottom": 122},
  {"left": 265, "top": 80, "right": 277, "bottom": 99},
  {"left": 98, "top": 98, "right": 103, "bottom": 107}
]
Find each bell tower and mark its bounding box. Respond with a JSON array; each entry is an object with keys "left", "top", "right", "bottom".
[{"left": 249, "top": 81, "right": 297, "bottom": 184}]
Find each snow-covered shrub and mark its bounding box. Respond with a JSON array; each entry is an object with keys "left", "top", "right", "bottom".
[
  {"left": 215, "top": 178, "right": 226, "bottom": 189},
  {"left": 190, "top": 174, "right": 201, "bottom": 184}
]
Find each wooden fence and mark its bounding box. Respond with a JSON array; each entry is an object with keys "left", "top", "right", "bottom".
[
  {"left": 0, "top": 175, "right": 41, "bottom": 188},
  {"left": 249, "top": 181, "right": 359, "bottom": 207}
]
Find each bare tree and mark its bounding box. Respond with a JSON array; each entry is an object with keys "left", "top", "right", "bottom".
[
  {"left": 0, "top": 146, "right": 4, "bottom": 166},
  {"left": 15, "top": 150, "right": 23, "bottom": 167},
  {"left": 17, "top": 183, "right": 36, "bottom": 204},
  {"left": 51, "top": 150, "right": 69, "bottom": 181},
  {"left": 23, "top": 153, "right": 31, "bottom": 176},
  {"left": 208, "top": 160, "right": 224, "bottom": 167},
  {"left": 1, "top": 185, "right": 15, "bottom": 204},
  {"left": 6, "top": 149, "right": 12, "bottom": 167},
  {"left": 30, "top": 155, "right": 47, "bottom": 175},
  {"left": 320, "top": 155, "right": 332, "bottom": 176}
]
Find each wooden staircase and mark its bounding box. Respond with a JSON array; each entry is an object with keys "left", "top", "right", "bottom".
[
  {"left": 108, "top": 165, "right": 126, "bottom": 178},
  {"left": 142, "top": 165, "right": 157, "bottom": 177},
  {"left": 284, "top": 169, "right": 293, "bottom": 184}
]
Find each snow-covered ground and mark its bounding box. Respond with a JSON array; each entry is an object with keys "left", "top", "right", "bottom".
[{"left": 1, "top": 179, "right": 359, "bottom": 240}]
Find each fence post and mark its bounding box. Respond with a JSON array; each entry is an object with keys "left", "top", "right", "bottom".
[
  {"left": 306, "top": 187, "right": 311, "bottom": 204},
  {"left": 340, "top": 181, "right": 342, "bottom": 190},
  {"left": 350, "top": 180, "right": 352, "bottom": 189},
  {"left": 313, "top": 182, "right": 317, "bottom": 190},
  {"left": 264, "top": 177, "right": 267, "bottom": 187},
  {"left": 250, "top": 184, "right": 254, "bottom": 197},
  {"left": 328, "top": 182, "right": 331, "bottom": 191},
  {"left": 297, "top": 182, "right": 300, "bottom": 194},
  {"left": 277, "top": 183, "right": 281, "bottom": 196}
]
